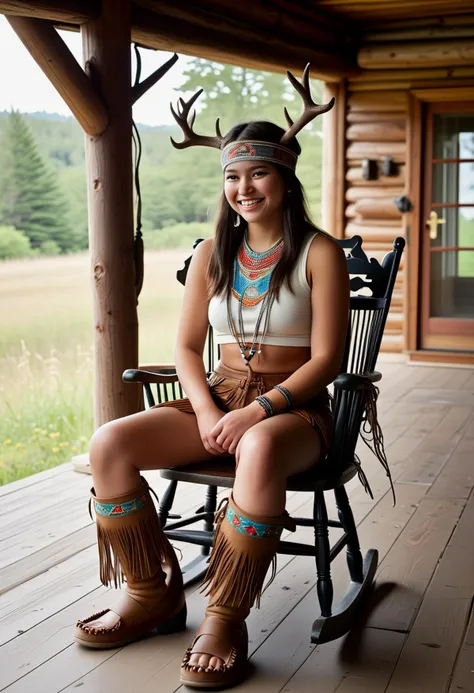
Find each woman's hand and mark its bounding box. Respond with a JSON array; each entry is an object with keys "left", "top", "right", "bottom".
[
  {"left": 208, "top": 403, "right": 266, "bottom": 455},
  {"left": 196, "top": 406, "right": 228, "bottom": 456}
]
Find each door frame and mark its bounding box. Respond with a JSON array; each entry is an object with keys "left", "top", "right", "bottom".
[{"left": 406, "top": 86, "right": 474, "bottom": 353}]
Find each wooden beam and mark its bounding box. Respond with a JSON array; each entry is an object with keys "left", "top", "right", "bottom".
[
  {"left": 347, "top": 164, "right": 405, "bottom": 187},
  {"left": 131, "top": 3, "right": 358, "bottom": 81},
  {"left": 346, "top": 198, "right": 403, "bottom": 221},
  {"left": 347, "top": 111, "right": 407, "bottom": 123},
  {"left": 358, "top": 39, "right": 474, "bottom": 70},
  {"left": 411, "top": 86, "right": 474, "bottom": 102},
  {"left": 363, "top": 24, "right": 474, "bottom": 43},
  {"left": 82, "top": 0, "right": 140, "bottom": 426},
  {"left": 349, "top": 77, "right": 474, "bottom": 92},
  {"left": 362, "top": 13, "right": 474, "bottom": 32},
  {"left": 0, "top": 0, "right": 97, "bottom": 23},
  {"left": 346, "top": 120, "right": 405, "bottom": 142},
  {"left": 191, "top": 0, "right": 348, "bottom": 51},
  {"left": 346, "top": 141, "right": 406, "bottom": 163},
  {"left": 405, "top": 92, "right": 422, "bottom": 353},
  {"left": 322, "top": 81, "right": 347, "bottom": 239},
  {"left": 350, "top": 67, "right": 474, "bottom": 83},
  {"left": 346, "top": 187, "right": 404, "bottom": 203},
  {"left": 348, "top": 91, "right": 407, "bottom": 113},
  {"left": 271, "top": 0, "right": 348, "bottom": 33},
  {"left": 7, "top": 16, "right": 108, "bottom": 136},
  {"left": 318, "top": 0, "right": 471, "bottom": 22}
]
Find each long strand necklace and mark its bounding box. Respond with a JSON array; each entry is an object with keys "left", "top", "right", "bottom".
[{"left": 227, "top": 234, "right": 283, "bottom": 365}]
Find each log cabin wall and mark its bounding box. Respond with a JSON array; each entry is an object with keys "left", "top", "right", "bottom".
[
  {"left": 344, "top": 86, "right": 406, "bottom": 354},
  {"left": 340, "top": 15, "right": 474, "bottom": 355}
]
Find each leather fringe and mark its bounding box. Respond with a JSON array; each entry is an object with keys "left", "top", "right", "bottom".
[
  {"left": 96, "top": 516, "right": 164, "bottom": 587},
  {"left": 361, "top": 383, "right": 396, "bottom": 505},
  {"left": 94, "top": 485, "right": 166, "bottom": 588},
  {"left": 201, "top": 498, "right": 279, "bottom": 610}
]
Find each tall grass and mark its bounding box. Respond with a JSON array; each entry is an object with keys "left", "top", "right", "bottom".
[
  {"left": 0, "top": 342, "right": 94, "bottom": 484},
  {"left": 0, "top": 241, "right": 195, "bottom": 485}
]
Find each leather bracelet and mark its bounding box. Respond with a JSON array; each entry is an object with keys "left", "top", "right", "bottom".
[
  {"left": 273, "top": 385, "right": 294, "bottom": 409},
  {"left": 255, "top": 394, "right": 275, "bottom": 418}
]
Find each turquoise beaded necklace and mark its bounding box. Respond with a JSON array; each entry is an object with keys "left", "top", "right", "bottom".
[{"left": 227, "top": 234, "right": 284, "bottom": 364}]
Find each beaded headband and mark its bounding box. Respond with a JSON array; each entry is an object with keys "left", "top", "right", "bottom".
[
  {"left": 221, "top": 140, "right": 298, "bottom": 171},
  {"left": 169, "top": 63, "right": 335, "bottom": 171}
]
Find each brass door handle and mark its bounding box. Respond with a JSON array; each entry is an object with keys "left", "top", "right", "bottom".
[{"left": 426, "top": 210, "right": 445, "bottom": 240}]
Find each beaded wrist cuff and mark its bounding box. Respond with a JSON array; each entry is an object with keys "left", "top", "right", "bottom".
[
  {"left": 255, "top": 394, "right": 275, "bottom": 418},
  {"left": 273, "top": 385, "right": 294, "bottom": 409}
]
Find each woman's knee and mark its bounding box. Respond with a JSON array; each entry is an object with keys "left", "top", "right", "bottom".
[
  {"left": 235, "top": 429, "right": 282, "bottom": 482},
  {"left": 89, "top": 419, "right": 134, "bottom": 475}
]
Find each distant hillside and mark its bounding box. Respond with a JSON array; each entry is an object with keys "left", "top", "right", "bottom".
[
  {"left": 0, "top": 105, "right": 322, "bottom": 255},
  {"left": 0, "top": 111, "right": 177, "bottom": 169}
]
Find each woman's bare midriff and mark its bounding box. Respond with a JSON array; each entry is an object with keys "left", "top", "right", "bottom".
[{"left": 219, "top": 343, "right": 311, "bottom": 375}]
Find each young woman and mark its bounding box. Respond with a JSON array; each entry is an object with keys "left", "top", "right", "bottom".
[{"left": 74, "top": 66, "right": 349, "bottom": 689}]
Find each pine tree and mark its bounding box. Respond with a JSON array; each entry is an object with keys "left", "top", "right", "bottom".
[
  {"left": 0, "top": 110, "right": 71, "bottom": 252},
  {"left": 178, "top": 60, "right": 323, "bottom": 134}
]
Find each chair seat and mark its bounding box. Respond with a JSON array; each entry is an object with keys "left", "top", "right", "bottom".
[{"left": 160, "top": 458, "right": 358, "bottom": 491}]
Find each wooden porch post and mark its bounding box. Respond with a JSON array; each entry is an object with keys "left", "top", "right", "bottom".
[
  {"left": 322, "top": 80, "right": 347, "bottom": 239},
  {"left": 81, "top": 0, "right": 141, "bottom": 427}
]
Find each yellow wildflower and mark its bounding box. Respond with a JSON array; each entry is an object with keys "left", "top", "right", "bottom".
[
  {"left": 15, "top": 443, "right": 22, "bottom": 449},
  {"left": 4, "top": 439, "right": 11, "bottom": 445},
  {"left": 59, "top": 442, "right": 68, "bottom": 448},
  {"left": 0, "top": 460, "right": 5, "bottom": 467},
  {"left": 71, "top": 446, "right": 77, "bottom": 451},
  {"left": 52, "top": 447, "right": 60, "bottom": 453},
  {"left": 48, "top": 432, "right": 61, "bottom": 439}
]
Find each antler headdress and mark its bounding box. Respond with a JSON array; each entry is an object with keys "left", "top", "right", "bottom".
[{"left": 170, "top": 63, "right": 335, "bottom": 171}]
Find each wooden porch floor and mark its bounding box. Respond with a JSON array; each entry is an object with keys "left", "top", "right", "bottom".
[{"left": 1, "top": 361, "right": 473, "bottom": 693}]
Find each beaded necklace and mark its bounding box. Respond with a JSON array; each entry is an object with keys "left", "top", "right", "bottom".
[{"left": 227, "top": 234, "right": 284, "bottom": 364}]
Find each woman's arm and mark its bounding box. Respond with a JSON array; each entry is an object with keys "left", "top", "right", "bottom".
[
  {"left": 174, "top": 238, "right": 216, "bottom": 414},
  {"left": 249, "top": 233, "right": 350, "bottom": 414},
  {"left": 174, "top": 240, "right": 228, "bottom": 458}
]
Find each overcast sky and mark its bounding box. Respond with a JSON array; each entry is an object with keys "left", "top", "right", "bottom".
[{"left": 0, "top": 15, "right": 193, "bottom": 126}]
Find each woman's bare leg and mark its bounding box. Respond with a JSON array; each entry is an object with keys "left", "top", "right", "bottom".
[
  {"left": 86, "top": 406, "right": 223, "bottom": 630},
  {"left": 189, "top": 413, "right": 323, "bottom": 671},
  {"left": 90, "top": 405, "right": 221, "bottom": 498}
]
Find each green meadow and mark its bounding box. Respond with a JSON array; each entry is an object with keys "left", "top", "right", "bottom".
[{"left": 0, "top": 247, "right": 192, "bottom": 485}]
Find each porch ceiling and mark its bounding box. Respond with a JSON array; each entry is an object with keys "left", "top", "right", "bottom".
[
  {"left": 318, "top": 0, "right": 474, "bottom": 24},
  {"left": 2, "top": 1, "right": 474, "bottom": 79}
]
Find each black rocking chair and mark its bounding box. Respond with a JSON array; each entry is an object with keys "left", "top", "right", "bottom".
[{"left": 123, "top": 233, "right": 405, "bottom": 644}]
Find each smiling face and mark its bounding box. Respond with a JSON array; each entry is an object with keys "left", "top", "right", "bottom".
[{"left": 224, "top": 160, "right": 286, "bottom": 228}]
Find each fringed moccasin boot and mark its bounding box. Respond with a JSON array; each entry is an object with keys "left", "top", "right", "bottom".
[
  {"left": 74, "top": 476, "right": 186, "bottom": 649},
  {"left": 180, "top": 493, "right": 295, "bottom": 688}
]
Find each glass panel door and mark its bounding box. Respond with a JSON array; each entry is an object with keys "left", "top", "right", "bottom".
[{"left": 420, "top": 104, "right": 474, "bottom": 351}]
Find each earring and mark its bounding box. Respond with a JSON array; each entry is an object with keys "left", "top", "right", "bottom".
[
  {"left": 287, "top": 189, "right": 292, "bottom": 195},
  {"left": 234, "top": 213, "right": 241, "bottom": 227}
]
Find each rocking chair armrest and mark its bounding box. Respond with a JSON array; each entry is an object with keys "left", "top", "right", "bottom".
[
  {"left": 333, "top": 371, "right": 382, "bottom": 391},
  {"left": 122, "top": 366, "right": 179, "bottom": 385}
]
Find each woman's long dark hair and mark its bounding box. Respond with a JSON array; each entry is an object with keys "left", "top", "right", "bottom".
[{"left": 207, "top": 121, "right": 321, "bottom": 300}]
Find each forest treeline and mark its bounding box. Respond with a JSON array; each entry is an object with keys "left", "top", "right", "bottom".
[{"left": 0, "top": 59, "right": 323, "bottom": 259}]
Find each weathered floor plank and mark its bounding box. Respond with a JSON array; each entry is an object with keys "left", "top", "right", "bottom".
[
  {"left": 365, "top": 498, "right": 465, "bottom": 633},
  {"left": 385, "top": 491, "right": 474, "bottom": 693},
  {"left": 448, "top": 601, "right": 474, "bottom": 693},
  {"left": 0, "top": 362, "right": 473, "bottom": 693}
]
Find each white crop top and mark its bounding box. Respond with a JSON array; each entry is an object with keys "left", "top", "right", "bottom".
[{"left": 208, "top": 231, "right": 317, "bottom": 347}]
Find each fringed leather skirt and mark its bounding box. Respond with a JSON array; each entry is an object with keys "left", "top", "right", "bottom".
[{"left": 156, "top": 360, "right": 333, "bottom": 456}]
